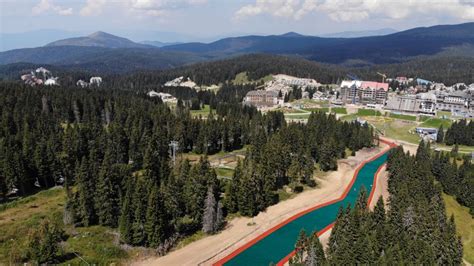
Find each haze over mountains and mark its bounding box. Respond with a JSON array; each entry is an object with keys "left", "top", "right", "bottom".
[
  {"left": 46, "top": 31, "right": 151, "bottom": 48},
  {"left": 320, "top": 28, "right": 397, "bottom": 38},
  {"left": 0, "top": 23, "right": 473, "bottom": 73}
]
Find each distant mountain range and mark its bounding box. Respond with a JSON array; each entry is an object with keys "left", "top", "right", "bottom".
[
  {"left": 161, "top": 23, "right": 474, "bottom": 65},
  {"left": 139, "top": 40, "right": 183, "bottom": 47},
  {"left": 0, "top": 23, "right": 473, "bottom": 73},
  {"left": 320, "top": 28, "right": 397, "bottom": 38}
]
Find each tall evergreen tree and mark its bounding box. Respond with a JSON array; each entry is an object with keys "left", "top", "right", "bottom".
[
  {"left": 202, "top": 186, "right": 217, "bottom": 234},
  {"left": 74, "top": 158, "right": 96, "bottom": 226}
]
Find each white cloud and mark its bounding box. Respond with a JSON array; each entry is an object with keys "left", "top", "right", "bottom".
[
  {"left": 234, "top": 0, "right": 474, "bottom": 22},
  {"left": 128, "top": 0, "right": 208, "bottom": 16},
  {"left": 32, "top": 0, "right": 73, "bottom": 16},
  {"left": 80, "top": 0, "right": 107, "bottom": 16},
  {"left": 235, "top": 0, "right": 300, "bottom": 20}
]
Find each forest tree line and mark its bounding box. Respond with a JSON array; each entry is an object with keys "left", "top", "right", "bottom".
[
  {"left": 290, "top": 141, "right": 463, "bottom": 265},
  {"left": 439, "top": 119, "right": 474, "bottom": 146},
  {"left": 431, "top": 147, "right": 474, "bottom": 214},
  {"left": 0, "top": 83, "right": 373, "bottom": 256},
  {"left": 4, "top": 54, "right": 473, "bottom": 91}
]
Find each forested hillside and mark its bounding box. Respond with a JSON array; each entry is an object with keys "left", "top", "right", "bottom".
[
  {"left": 2, "top": 54, "right": 473, "bottom": 87},
  {"left": 0, "top": 83, "right": 373, "bottom": 263},
  {"left": 107, "top": 55, "right": 474, "bottom": 88},
  {"left": 291, "top": 142, "right": 464, "bottom": 265}
]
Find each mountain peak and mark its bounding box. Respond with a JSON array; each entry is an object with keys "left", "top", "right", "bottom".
[
  {"left": 280, "top": 32, "right": 305, "bottom": 38},
  {"left": 88, "top": 31, "right": 118, "bottom": 39},
  {"left": 46, "top": 31, "right": 151, "bottom": 49}
]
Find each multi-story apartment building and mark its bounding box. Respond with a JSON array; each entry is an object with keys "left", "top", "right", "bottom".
[
  {"left": 244, "top": 90, "right": 280, "bottom": 108},
  {"left": 340, "top": 80, "right": 389, "bottom": 105}
]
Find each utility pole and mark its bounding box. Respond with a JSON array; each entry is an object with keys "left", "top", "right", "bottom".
[{"left": 169, "top": 141, "right": 179, "bottom": 166}]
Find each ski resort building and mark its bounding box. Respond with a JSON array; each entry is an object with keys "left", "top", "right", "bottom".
[
  {"left": 385, "top": 92, "right": 437, "bottom": 115},
  {"left": 244, "top": 90, "right": 281, "bottom": 108},
  {"left": 339, "top": 80, "right": 389, "bottom": 105}
]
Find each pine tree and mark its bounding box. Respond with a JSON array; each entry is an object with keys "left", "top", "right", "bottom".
[
  {"left": 451, "top": 144, "right": 459, "bottom": 158},
  {"left": 74, "top": 158, "right": 96, "bottom": 226},
  {"left": 119, "top": 176, "right": 134, "bottom": 244},
  {"left": 144, "top": 184, "right": 167, "bottom": 248},
  {"left": 96, "top": 151, "right": 120, "bottom": 227},
  {"left": 436, "top": 125, "right": 444, "bottom": 143},
  {"left": 224, "top": 160, "right": 242, "bottom": 213},
  {"left": 26, "top": 219, "right": 64, "bottom": 264},
  {"left": 445, "top": 215, "right": 463, "bottom": 265},
  {"left": 293, "top": 229, "right": 308, "bottom": 264},
  {"left": 131, "top": 178, "right": 147, "bottom": 245},
  {"left": 305, "top": 233, "right": 326, "bottom": 266},
  {"left": 202, "top": 186, "right": 217, "bottom": 234},
  {"left": 215, "top": 201, "right": 224, "bottom": 231}
]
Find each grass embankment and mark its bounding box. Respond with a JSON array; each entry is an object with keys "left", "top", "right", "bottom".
[
  {"left": 302, "top": 107, "right": 329, "bottom": 113},
  {"left": 419, "top": 116, "right": 452, "bottom": 128},
  {"left": 443, "top": 193, "right": 474, "bottom": 264},
  {"left": 215, "top": 167, "right": 235, "bottom": 178},
  {"left": 0, "top": 188, "right": 135, "bottom": 265},
  {"left": 342, "top": 114, "right": 473, "bottom": 152},
  {"left": 357, "top": 109, "right": 382, "bottom": 116},
  {"left": 389, "top": 113, "right": 417, "bottom": 121},
  {"left": 332, "top": 107, "right": 347, "bottom": 114}
]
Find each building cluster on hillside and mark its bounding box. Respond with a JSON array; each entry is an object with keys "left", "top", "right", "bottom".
[
  {"left": 147, "top": 91, "right": 178, "bottom": 103},
  {"left": 339, "top": 80, "right": 389, "bottom": 105},
  {"left": 386, "top": 84, "right": 474, "bottom": 117},
  {"left": 164, "top": 76, "right": 197, "bottom": 88},
  {"left": 272, "top": 74, "right": 320, "bottom": 88},
  {"left": 244, "top": 74, "right": 320, "bottom": 108},
  {"left": 76, "top": 76, "right": 103, "bottom": 88},
  {"left": 338, "top": 75, "right": 474, "bottom": 117},
  {"left": 264, "top": 74, "right": 320, "bottom": 96},
  {"left": 21, "top": 67, "right": 59, "bottom": 87}
]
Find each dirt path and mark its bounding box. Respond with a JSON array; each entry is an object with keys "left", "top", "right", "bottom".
[
  {"left": 382, "top": 137, "right": 419, "bottom": 155},
  {"left": 134, "top": 145, "right": 385, "bottom": 266},
  {"left": 369, "top": 165, "right": 389, "bottom": 209}
]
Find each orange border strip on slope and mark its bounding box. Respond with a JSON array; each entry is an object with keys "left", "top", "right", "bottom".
[{"left": 213, "top": 139, "right": 396, "bottom": 266}]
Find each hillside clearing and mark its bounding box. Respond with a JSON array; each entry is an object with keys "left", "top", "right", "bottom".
[
  {"left": 443, "top": 193, "right": 474, "bottom": 264},
  {"left": 0, "top": 188, "right": 142, "bottom": 265}
]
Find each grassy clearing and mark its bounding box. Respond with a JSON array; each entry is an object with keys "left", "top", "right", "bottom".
[
  {"left": 279, "top": 108, "right": 307, "bottom": 113},
  {"left": 437, "top": 111, "right": 452, "bottom": 118},
  {"left": 215, "top": 167, "right": 235, "bottom": 178},
  {"left": 357, "top": 109, "right": 382, "bottom": 116},
  {"left": 233, "top": 72, "right": 250, "bottom": 84},
  {"left": 332, "top": 107, "right": 347, "bottom": 114},
  {"left": 190, "top": 105, "right": 211, "bottom": 117},
  {"left": 303, "top": 107, "right": 329, "bottom": 113},
  {"left": 420, "top": 117, "right": 452, "bottom": 128},
  {"left": 443, "top": 193, "right": 474, "bottom": 264},
  {"left": 389, "top": 113, "right": 417, "bottom": 121},
  {"left": 232, "top": 72, "right": 273, "bottom": 85},
  {"left": 339, "top": 114, "right": 359, "bottom": 121},
  {"left": 65, "top": 226, "right": 128, "bottom": 265},
  {"left": 366, "top": 117, "right": 421, "bottom": 144},
  {"left": 0, "top": 188, "right": 136, "bottom": 265},
  {"left": 434, "top": 143, "right": 474, "bottom": 153}
]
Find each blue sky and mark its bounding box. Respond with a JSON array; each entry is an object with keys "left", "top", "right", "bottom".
[{"left": 1, "top": 0, "right": 474, "bottom": 41}]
